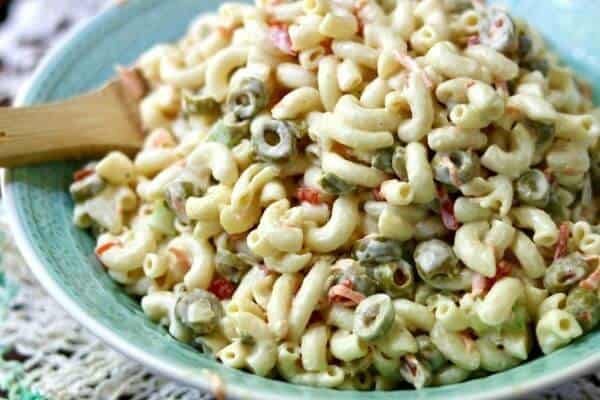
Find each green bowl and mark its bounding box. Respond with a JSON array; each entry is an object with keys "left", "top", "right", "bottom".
[{"left": 3, "top": 0, "right": 600, "bottom": 399}]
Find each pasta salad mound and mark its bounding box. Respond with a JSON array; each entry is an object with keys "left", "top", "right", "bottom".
[{"left": 70, "top": 0, "right": 600, "bottom": 390}]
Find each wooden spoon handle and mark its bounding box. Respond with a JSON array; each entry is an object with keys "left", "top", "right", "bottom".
[{"left": 0, "top": 80, "right": 143, "bottom": 168}]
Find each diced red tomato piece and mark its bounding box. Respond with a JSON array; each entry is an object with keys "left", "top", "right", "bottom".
[
  {"left": 297, "top": 187, "right": 322, "bottom": 205},
  {"left": 208, "top": 276, "right": 236, "bottom": 300}
]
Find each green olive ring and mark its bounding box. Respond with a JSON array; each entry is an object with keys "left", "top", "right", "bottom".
[
  {"left": 175, "top": 289, "right": 224, "bottom": 335},
  {"left": 543, "top": 254, "right": 590, "bottom": 294},
  {"left": 227, "top": 78, "right": 268, "bottom": 120},
  {"left": 432, "top": 151, "right": 480, "bottom": 187},
  {"left": 354, "top": 294, "right": 395, "bottom": 341},
  {"left": 353, "top": 236, "right": 404, "bottom": 267},
  {"left": 251, "top": 118, "right": 297, "bottom": 161},
  {"left": 516, "top": 169, "right": 551, "bottom": 208},
  {"left": 370, "top": 261, "right": 415, "bottom": 299}
]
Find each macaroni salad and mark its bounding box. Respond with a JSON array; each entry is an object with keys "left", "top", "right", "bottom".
[{"left": 70, "top": 0, "right": 600, "bottom": 390}]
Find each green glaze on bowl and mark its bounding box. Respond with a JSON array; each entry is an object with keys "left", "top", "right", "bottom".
[{"left": 3, "top": 0, "right": 600, "bottom": 399}]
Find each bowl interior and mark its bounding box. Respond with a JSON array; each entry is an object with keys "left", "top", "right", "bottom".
[{"left": 4, "top": 1, "right": 600, "bottom": 399}]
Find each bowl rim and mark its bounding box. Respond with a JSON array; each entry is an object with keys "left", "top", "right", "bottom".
[{"left": 3, "top": 1, "right": 600, "bottom": 399}]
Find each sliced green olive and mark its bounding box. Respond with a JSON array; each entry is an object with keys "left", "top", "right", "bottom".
[
  {"left": 70, "top": 173, "right": 106, "bottom": 203},
  {"left": 165, "top": 181, "right": 200, "bottom": 224},
  {"left": 372, "top": 148, "right": 395, "bottom": 174},
  {"left": 414, "top": 239, "right": 460, "bottom": 281},
  {"left": 544, "top": 254, "right": 589, "bottom": 294},
  {"left": 432, "top": 151, "right": 480, "bottom": 187},
  {"left": 479, "top": 8, "right": 518, "bottom": 54},
  {"left": 251, "top": 118, "right": 297, "bottom": 162},
  {"left": 566, "top": 287, "right": 600, "bottom": 333},
  {"left": 175, "top": 289, "right": 224, "bottom": 335},
  {"left": 416, "top": 335, "right": 447, "bottom": 372},
  {"left": 332, "top": 261, "right": 378, "bottom": 297},
  {"left": 516, "top": 169, "right": 551, "bottom": 208},
  {"left": 148, "top": 200, "right": 176, "bottom": 236},
  {"left": 370, "top": 260, "right": 415, "bottom": 299},
  {"left": 319, "top": 173, "right": 357, "bottom": 195},
  {"left": 215, "top": 248, "right": 252, "bottom": 285},
  {"left": 227, "top": 78, "right": 268, "bottom": 120},
  {"left": 353, "top": 236, "right": 404, "bottom": 267},
  {"left": 208, "top": 113, "right": 250, "bottom": 148},
  {"left": 182, "top": 92, "right": 221, "bottom": 116},
  {"left": 392, "top": 146, "right": 408, "bottom": 181},
  {"left": 400, "top": 355, "right": 433, "bottom": 389},
  {"left": 354, "top": 294, "right": 395, "bottom": 341}
]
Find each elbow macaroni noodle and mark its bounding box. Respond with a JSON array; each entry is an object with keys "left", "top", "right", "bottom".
[{"left": 71, "top": 0, "right": 600, "bottom": 391}]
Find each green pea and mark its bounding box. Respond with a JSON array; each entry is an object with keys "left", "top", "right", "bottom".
[
  {"left": 148, "top": 200, "right": 176, "bottom": 236},
  {"left": 332, "top": 262, "right": 378, "bottom": 297},
  {"left": 69, "top": 173, "right": 106, "bottom": 203},
  {"left": 354, "top": 294, "right": 395, "bottom": 341},
  {"left": 165, "top": 181, "right": 200, "bottom": 224},
  {"left": 546, "top": 186, "right": 573, "bottom": 222},
  {"left": 182, "top": 92, "right": 221, "bottom": 116},
  {"left": 251, "top": 118, "right": 297, "bottom": 162},
  {"left": 544, "top": 254, "right": 590, "bottom": 294},
  {"left": 392, "top": 146, "right": 408, "bottom": 181},
  {"left": 501, "top": 303, "right": 529, "bottom": 334},
  {"left": 369, "top": 260, "right": 415, "bottom": 299},
  {"left": 416, "top": 335, "right": 447, "bottom": 372},
  {"left": 319, "top": 173, "right": 357, "bottom": 195},
  {"left": 208, "top": 113, "right": 249, "bottom": 148},
  {"left": 431, "top": 151, "right": 480, "bottom": 187},
  {"left": 566, "top": 287, "right": 600, "bottom": 332},
  {"left": 516, "top": 169, "right": 551, "bottom": 208},
  {"left": 175, "top": 289, "right": 224, "bottom": 335},
  {"left": 414, "top": 239, "right": 460, "bottom": 281},
  {"left": 353, "top": 236, "right": 404, "bottom": 267},
  {"left": 479, "top": 9, "right": 518, "bottom": 53},
  {"left": 526, "top": 120, "right": 555, "bottom": 161},
  {"left": 400, "top": 355, "right": 433, "bottom": 389},
  {"left": 372, "top": 147, "right": 395, "bottom": 174},
  {"left": 227, "top": 78, "right": 268, "bottom": 120},
  {"left": 215, "top": 248, "right": 252, "bottom": 285}
]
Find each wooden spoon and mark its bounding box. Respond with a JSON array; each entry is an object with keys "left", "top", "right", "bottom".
[{"left": 0, "top": 67, "right": 145, "bottom": 167}]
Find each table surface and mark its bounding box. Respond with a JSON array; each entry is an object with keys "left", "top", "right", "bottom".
[{"left": 0, "top": 1, "right": 599, "bottom": 399}]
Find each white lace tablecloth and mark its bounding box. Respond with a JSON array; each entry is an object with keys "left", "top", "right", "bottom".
[{"left": 0, "top": 1, "right": 597, "bottom": 399}]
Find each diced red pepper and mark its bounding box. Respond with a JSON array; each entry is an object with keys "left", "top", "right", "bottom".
[
  {"left": 437, "top": 186, "right": 460, "bottom": 231},
  {"left": 73, "top": 167, "right": 94, "bottom": 182},
  {"left": 95, "top": 241, "right": 121, "bottom": 256},
  {"left": 328, "top": 279, "right": 365, "bottom": 307},
  {"left": 473, "top": 259, "right": 515, "bottom": 295},
  {"left": 297, "top": 187, "right": 322, "bottom": 205},
  {"left": 269, "top": 24, "right": 297, "bottom": 56},
  {"left": 394, "top": 51, "right": 433, "bottom": 89},
  {"left": 554, "top": 222, "right": 570, "bottom": 261},
  {"left": 208, "top": 276, "right": 236, "bottom": 300},
  {"left": 580, "top": 264, "right": 600, "bottom": 291},
  {"left": 373, "top": 187, "right": 385, "bottom": 201}
]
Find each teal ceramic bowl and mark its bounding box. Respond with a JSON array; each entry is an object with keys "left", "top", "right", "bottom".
[{"left": 3, "top": 1, "right": 600, "bottom": 399}]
